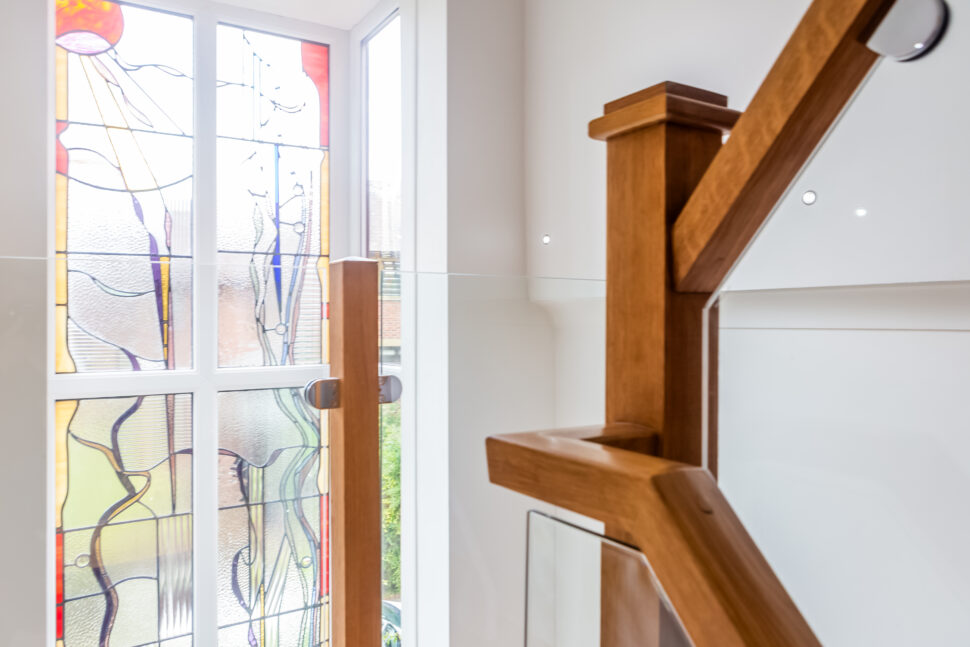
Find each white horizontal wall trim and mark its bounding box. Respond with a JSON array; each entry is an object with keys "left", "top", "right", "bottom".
[{"left": 720, "top": 281, "right": 970, "bottom": 331}]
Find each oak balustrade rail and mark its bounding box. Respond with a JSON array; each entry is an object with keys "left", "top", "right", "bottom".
[{"left": 488, "top": 426, "right": 819, "bottom": 647}]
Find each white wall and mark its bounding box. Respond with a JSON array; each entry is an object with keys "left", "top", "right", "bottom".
[
  {"left": 724, "top": 0, "right": 970, "bottom": 291},
  {"left": 0, "top": 0, "right": 52, "bottom": 641},
  {"left": 719, "top": 284, "right": 970, "bottom": 645},
  {"left": 0, "top": 259, "right": 48, "bottom": 644},
  {"left": 447, "top": 276, "right": 556, "bottom": 646},
  {"left": 410, "top": 1, "right": 559, "bottom": 646},
  {"left": 446, "top": 0, "right": 527, "bottom": 276},
  {"left": 525, "top": 0, "right": 812, "bottom": 281}
]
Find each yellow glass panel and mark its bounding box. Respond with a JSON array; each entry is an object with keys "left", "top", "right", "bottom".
[
  {"left": 55, "top": 254, "right": 68, "bottom": 305},
  {"left": 317, "top": 258, "right": 330, "bottom": 364},
  {"left": 54, "top": 400, "right": 77, "bottom": 530},
  {"left": 55, "top": 47, "right": 67, "bottom": 121},
  {"left": 320, "top": 152, "right": 330, "bottom": 256},
  {"left": 55, "top": 305, "right": 76, "bottom": 374}
]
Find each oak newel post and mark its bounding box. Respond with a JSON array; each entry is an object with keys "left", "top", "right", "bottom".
[
  {"left": 589, "top": 83, "right": 740, "bottom": 647},
  {"left": 328, "top": 259, "right": 381, "bottom": 647},
  {"left": 588, "top": 82, "right": 738, "bottom": 469}
]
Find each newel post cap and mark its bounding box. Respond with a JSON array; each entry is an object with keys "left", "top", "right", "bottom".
[{"left": 589, "top": 81, "right": 740, "bottom": 141}]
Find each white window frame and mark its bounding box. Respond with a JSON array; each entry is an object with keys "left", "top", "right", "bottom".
[
  {"left": 350, "top": 5, "right": 418, "bottom": 647},
  {"left": 353, "top": 5, "right": 402, "bottom": 262},
  {"left": 44, "top": 2, "right": 351, "bottom": 644}
]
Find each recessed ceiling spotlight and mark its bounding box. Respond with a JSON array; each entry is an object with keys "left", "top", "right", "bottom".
[
  {"left": 801, "top": 190, "right": 817, "bottom": 206},
  {"left": 541, "top": 234, "right": 551, "bottom": 245},
  {"left": 855, "top": 208, "right": 868, "bottom": 217},
  {"left": 914, "top": 42, "right": 925, "bottom": 49}
]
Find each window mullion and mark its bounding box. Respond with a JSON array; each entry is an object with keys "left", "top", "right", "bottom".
[{"left": 48, "top": 371, "right": 205, "bottom": 401}]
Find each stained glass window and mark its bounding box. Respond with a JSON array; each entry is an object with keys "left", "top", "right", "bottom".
[
  {"left": 217, "top": 388, "right": 329, "bottom": 646},
  {"left": 53, "top": 5, "right": 337, "bottom": 646},
  {"left": 55, "top": 0, "right": 194, "bottom": 374},
  {"left": 56, "top": 394, "right": 193, "bottom": 646},
  {"left": 216, "top": 26, "right": 330, "bottom": 368}
]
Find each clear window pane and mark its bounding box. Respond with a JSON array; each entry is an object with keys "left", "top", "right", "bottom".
[
  {"left": 366, "top": 17, "right": 404, "bottom": 646},
  {"left": 365, "top": 16, "right": 402, "bottom": 259}
]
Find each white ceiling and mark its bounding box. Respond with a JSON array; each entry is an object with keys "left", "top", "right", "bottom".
[{"left": 224, "top": 0, "right": 383, "bottom": 30}]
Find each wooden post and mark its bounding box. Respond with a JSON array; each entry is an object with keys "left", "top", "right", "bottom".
[
  {"left": 329, "top": 258, "right": 381, "bottom": 647},
  {"left": 589, "top": 82, "right": 738, "bottom": 466},
  {"left": 590, "top": 83, "right": 738, "bottom": 647}
]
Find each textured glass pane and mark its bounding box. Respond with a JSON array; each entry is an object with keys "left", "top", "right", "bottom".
[
  {"left": 217, "top": 388, "right": 328, "bottom": 646},
  {"left": 218, "top": 605, "right": 327, "bottom": 647},
  {"left": 217, "top": 139, "right": 326, "bottom": 257},
  {"left": 217, "top": 25, "right": 329, "bottom": 368},
  {"left": 218, "top": 254, "right": 327, "bottom": 367},
  {"left": 55, "top": 1, "right": 193, "bottom": 374},
  {"left": 56, "top": 395, "right": 193, "bottom": 646},
  {"left": 63, "top": 125, "right": 193, "bottom": 257},
  {"left": 216, "top": 26, "right": 328, "bottom": 147},
  {"left": 64, "top": 256, "right": 192, "bottom": 373}
]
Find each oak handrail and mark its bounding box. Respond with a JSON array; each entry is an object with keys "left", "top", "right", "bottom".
[
  {"left": 488, "top": 427, "right": 820, "bottom": 647},
  {"left": 671, "top": 0, "right": 895, "bottom": 292}
]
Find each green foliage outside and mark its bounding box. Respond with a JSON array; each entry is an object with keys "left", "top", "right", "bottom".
[{"left": 381, "top": 401, "right": 402, "bottom": 599}]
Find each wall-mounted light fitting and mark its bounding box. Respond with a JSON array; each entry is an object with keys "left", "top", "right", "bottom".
[{"left": 867, "top": 0, "right": 948, "bottom": 61}]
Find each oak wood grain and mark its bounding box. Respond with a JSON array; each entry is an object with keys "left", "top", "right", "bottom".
[
  {"left": 604, "top": 81, "right": 728, "bottom": 113},
  {"left": 487, "top": 429, "right": 821, "bottom": 647},
  {"left": 329, "top": 259, "right": 381, "bottom": 647},
  {"left": 591, "top": 83, "right": 726, "bottom": 466},
  {"left": 654, "top": 469, "right": 819, "bottom": 646},
  {"left": 671, "top": 0, "right": 895, "bottom": 292},
  {"left": 590, "top": 90, "right": 740, "bottom": 141}
]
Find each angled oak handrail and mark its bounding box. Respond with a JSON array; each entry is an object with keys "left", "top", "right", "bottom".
[
  {"left": 672, "top": 0, "right": 896, "bottom": 292},
  {"left": 488, "top": 427, "right": 820, "bottom": 647}
]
